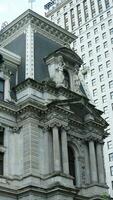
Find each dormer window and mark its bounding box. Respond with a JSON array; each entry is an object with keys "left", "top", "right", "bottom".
[
  {"left": 63, "top": 69, "right": 70, "bottom": 89},
  {"left": 0, "top": 78, "right": 4, "bottom": 100}
]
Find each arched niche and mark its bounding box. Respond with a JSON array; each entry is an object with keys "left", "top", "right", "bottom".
[
  {"left": 68, "top": 141, "right": 81, "bottom": 187},
  {"left": 63, "top": 69, "right": 70, "bottom": 89}
]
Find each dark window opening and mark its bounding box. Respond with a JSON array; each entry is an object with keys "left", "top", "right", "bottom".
[
  {"left": 0, "top": 79, "right": 4, "bottom": 100},
  {"left": 63, "top": 69, "right": 70, "bottom": 89},
  {"left": 0, "top": 153, "right": 3, "bottom": 175},
  {"left": 0, "top": 55, "right": 4, "bottom": 64},
  {"left": 0, "top": 129, "right": 4, "bottom": 146},
  {"left": 68, "top": 146, "right": 76, "bottom": 185}
]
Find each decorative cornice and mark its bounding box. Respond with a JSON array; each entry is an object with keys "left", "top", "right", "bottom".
[
  {"left": 45, "top": 118, "right": 68, "bottom": 129},
  {"left": 0, "top": 99, "right": 107, "bottom": 141},
  {"left": 0, "top": 47, "right": 21, "bottom": 67},
  {"left": 15, "top": 78, "right": 87, "bottom": 100},
  {"left": 84, "top": 119, "right": 108, "bottom": 130},
  {"left": 0, "top": 100, "right": 17, "bottom": 115},
  {"left": 44, "top": 47, "right": 83, "bottom": 66},
  {"left": 84, "top": 133, "right": 102, "bottom": 142},
  {"left": 0, "top": 9, "right": 76, "bottom": 46}
]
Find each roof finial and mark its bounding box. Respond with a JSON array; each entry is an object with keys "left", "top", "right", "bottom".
[{"left": 28, "top": 0, "right": 36, "bottom": 10}]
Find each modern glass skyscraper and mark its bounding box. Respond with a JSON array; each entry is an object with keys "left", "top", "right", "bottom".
[{"left": 45, "top": 0, "right": 113, "bottom": 196}]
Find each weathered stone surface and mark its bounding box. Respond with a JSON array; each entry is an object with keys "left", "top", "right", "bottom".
[{"left": 0, "top": 9, "right": 108, "bottom": 200}]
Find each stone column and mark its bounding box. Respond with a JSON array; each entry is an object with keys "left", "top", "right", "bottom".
[
  {"left": 4, "top": 77, "right": 11, "bottom": 101},
  {"left": 3, "top": 127, "right": 9, "bottom": 176},
  {"left": 52, "top": 126, "right": 61, "bottom": 172},
  {"left": 96, "top": 142, "right": 105, "bottom": 184},
  {"left": 43, "top": 128, "right": 49, "bottom": 174},
  {"left": 61, "top": 128, "right": 69, "bottom": 174},
  {"left": 84, "top": 143, "right": 90, "bottom": 184},
  {"left": 89, "top": 140, "right": 98, "bottom": 183},
  {"left": 76, "top": 156, "right": 81, "bottom": 187}
]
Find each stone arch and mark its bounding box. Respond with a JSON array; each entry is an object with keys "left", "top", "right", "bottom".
[{"left": 68, "top": 140, "right": 82, "bottom": 187}]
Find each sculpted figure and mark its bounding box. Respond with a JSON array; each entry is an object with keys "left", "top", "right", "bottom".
[
  {"left": 48, "top": 55, "right": 65, "bottom": 86},
  {"left": 55, "top": 55, "right": 65, "bottom": 86}
]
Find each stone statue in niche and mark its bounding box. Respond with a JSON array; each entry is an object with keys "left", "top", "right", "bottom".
[
  {"left": 48, "top": 55, "right": 65, "bottom": 87},
  {"left": 55, "top": 55, "right": 65, "bottom": 86}
]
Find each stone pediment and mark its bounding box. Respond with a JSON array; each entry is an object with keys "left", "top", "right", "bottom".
[
  {"left": 48, "top": 98, "right": 108, "bottom": 129},
  {"left": 45, "top": 47, "right": 83, "bottom": 68}
]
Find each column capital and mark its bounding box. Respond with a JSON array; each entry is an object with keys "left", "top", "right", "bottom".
[
  {"left": 61, "top": 125, "right": 70, "bottom": 132},
  {"left": 12, "top": 126, "right": 22, "bottom": 134},
  {"left": 45, "top": 118, "right": 68, "bottom": 130},
  {"left": 84, "top": 133, "right": 102, "bottom": 142},
  {"left": 96, "top": 140, "right": 104, "bottom": 145}
]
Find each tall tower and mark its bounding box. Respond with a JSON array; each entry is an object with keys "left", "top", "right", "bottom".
[{"left": 45, "top": 0, "right": 113, "bottom": 197}]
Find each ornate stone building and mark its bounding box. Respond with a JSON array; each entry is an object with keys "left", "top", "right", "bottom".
[{"left": 0, "top": 9, "right": 109, "bottom": 200}]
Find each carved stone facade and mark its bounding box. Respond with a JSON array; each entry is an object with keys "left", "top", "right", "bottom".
[{"left": 0, "top": 9, "right": 109, "bottom": 200}]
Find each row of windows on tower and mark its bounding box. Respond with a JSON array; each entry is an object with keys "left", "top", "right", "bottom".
[
  {"left": 53, "top": 4, "right": 112, "bottom": 32},
  {"left": 64, "top": 8, "right": 111, "bottom": 31},
  {"left": 80, "top": 24, "right": 113, "bottom": 44},
  {"left": 81, "top": 30, "right": 113, "bottom": 52},
  {"left": 78, "top": 11, "right": 112, "bottom": 35},
  {"left": 82, "top": 49, "right": 111, "bottom": 64},
  {"left": 83, "top": 61, "right": 111, "bottom": 74},
  {"left": 77, "top": 0, "right": 110, "bottom": 25},
  {"left": 106, "top": 142, "right": 113, "bottom": 179},
  {"left": 94, "top": 100, "right": 113, "bottom": 114},
  {"left": 90, "top": 68, "right": 112, "bottom": 78},
  {"left": 93, "top": 86, "right": 113, "bottom": 98}
]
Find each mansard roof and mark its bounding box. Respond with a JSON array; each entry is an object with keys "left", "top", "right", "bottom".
[
  {"left": 45, "top": 47, "right": 83, "bottom": 67},
  {"left": 0, "top": 9, "right": 76, "bottom": 46}
]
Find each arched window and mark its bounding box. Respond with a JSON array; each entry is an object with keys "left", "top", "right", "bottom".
[
  {"left": 68, "top": 146, "right": 76, "bottom": 185},
  {"left": 63, "top": 69, "right": 70, "bottom": 89}
]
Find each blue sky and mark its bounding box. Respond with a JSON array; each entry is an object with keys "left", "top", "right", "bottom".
[{"left": 0, "top": 0, "right": 49, "bottom": 27}]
